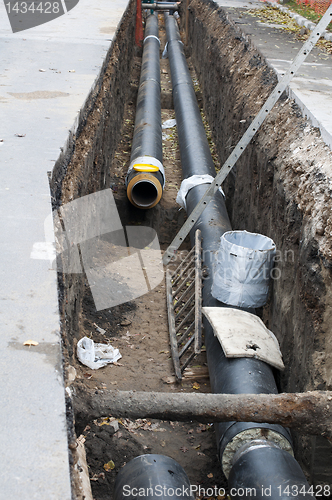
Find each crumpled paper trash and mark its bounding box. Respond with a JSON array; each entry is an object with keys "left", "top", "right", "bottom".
[{"left": 77, "top": 337, "right": 122, "bottom": 370}]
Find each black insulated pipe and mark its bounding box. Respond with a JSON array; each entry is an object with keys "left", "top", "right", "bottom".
[
  {"left": 114, "top": 454, "right": 194, "bottom": 500},
  {"left": 126, "top": 13, "right": 164, "bottom": 209},
  {"left": 164, "top": 12, "right": 312, "bottom": 498}
]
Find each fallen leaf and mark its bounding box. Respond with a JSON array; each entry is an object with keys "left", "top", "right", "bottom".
[
  {"left": 207, "top": 473, "right": 213, "bottom": 478},
  {"left": 90, "top": 472, "right": 105, "bottom": 481},
  {"left": 120, "top": 319, "right": 132, "bottom": 326},
  {"left": 192, "top": 382, "right": 200, "bottom": 390},
  {"left": 104, "top": 460, "right": 115, "bottom": 471},
  {"left": 23, "top": 340, "right": 39, "bottom": 346},
  {"left": 180, "top": 446, "right": 189, "bottom": 453}
]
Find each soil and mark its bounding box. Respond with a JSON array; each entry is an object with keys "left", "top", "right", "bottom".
[{"left": 60, "top": 13, "right": 228, "bottom": 500}]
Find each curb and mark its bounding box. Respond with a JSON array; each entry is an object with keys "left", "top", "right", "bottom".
[{"left": 265, "top": 0, "right": 332, "bottom": 41}]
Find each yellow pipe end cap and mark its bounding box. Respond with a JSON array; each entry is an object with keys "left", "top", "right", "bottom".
[{"left": 133, "top": 164, "right": 160, "bottom": 172}]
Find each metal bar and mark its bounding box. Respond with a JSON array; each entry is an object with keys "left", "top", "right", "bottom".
[
  {"left": 180, "top": 352, "right": 196, "bottom": 372},
  {"left": 166, "top": 269, "right": 182, "bottom": 381},
  {"left": 173, "top": 267, "right": 195, "bottom": 298},
  {"left": 176, "top": 306, "right": 195, "bottom": 334},
  {"left": 175, "top": 293, "right": 195, "bottom": 321},
  {"left": 171, "top": 255, "right": 195, "bottom": 289},
  {"left": 194, "top": 229, "right": 202, "bottom": 354},
  {"left": 171, "top": 246, "right": 195, "bottom": 280},
  {"left": 179, "top": 333, "right": 195, "bottom": 358},
  {"left": 175, "top": 279, "right": 195, "bottom": 306},
  {"left": 185, "top": 0, "right": 190, "bottom": 45},
  {"left": 177, "top": 320, "right": 195, "bottom": 346},
  {"left": 162, "top": 4, "right": 332, "bottom": 266}
]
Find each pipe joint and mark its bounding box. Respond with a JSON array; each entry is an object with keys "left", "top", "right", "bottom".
[{"left": 220, "top": 426, "right": 293, "bottom": 479}]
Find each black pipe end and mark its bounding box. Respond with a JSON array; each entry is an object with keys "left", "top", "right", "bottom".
[
  {"left": 127, "top": 171, "right": 163, "bottom": 209},
  {"left": 114, "top": 454, "right": 194, "bottom": 500},
  {"left": 229, "top": 446, "right": 312, "bottom": 500}
]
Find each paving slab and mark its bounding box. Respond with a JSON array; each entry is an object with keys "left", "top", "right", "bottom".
[
  {"left": 0, "top": 1, "right": 129, "bottom": 498},
  {"left": 216, "top": 0, "right": 332, "bottom": 148}
]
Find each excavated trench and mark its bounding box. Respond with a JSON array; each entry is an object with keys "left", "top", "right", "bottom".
[{"left": 50, "top": 0, "right": 332, "bottom": 497}]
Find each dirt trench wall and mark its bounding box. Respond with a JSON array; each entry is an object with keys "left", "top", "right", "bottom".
[
  {"left": 50, "top": 0, "right": 136, "bottom": 362},
  {"left": 183, "top": 0, "right": 332, "bottom": 483}
]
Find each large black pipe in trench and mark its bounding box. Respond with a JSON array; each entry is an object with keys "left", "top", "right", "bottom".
[
  {"left": 165, "top": 12, "right": 313, "bottom": 498},
  {"left": 126, "top": 13, "right": 164, "bottom": 209},
  {"left": 114, "top": 455, "right": 194, "bottom": 500}
]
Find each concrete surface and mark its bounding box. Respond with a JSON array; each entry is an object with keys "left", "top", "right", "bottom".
[
  {"left": 216, "top": 0, "right": 332, "bottom": 149},
  {"left": 0, "top": 1, "right": 129, "bottom": 498}
]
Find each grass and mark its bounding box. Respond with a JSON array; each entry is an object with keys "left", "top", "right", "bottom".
[
  {"left": 283, "top": 0, "right": 332, "bottom": 31},
  {"left": 245, "top": 5, "right": 332, "bottom": 52}
]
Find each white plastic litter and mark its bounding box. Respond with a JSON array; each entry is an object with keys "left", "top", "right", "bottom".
[
  {"left": 176, "top": 174, "right": 225, "bottom": 210},
  {"left": 162, "top": 119, "right": 177, "bottom": 129},
  {"left": 211, "top": 230, "right": 276, "bottom": 308},
  {"left": 77, "top": 337, "right": 122, "bottom": 370}
]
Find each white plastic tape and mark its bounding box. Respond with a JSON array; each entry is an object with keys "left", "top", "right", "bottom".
[
  {"left": 126, "top": 156, "right": 165, "bottom": 187},
  {"left": 144, "top": 35, "right": 160, "bottom": 45},
  {"left": 162, "top": 42, "right": 168, "bottom": 59},
  {"left": 176, "top": 174, "right": 225, "bottom": 210}
]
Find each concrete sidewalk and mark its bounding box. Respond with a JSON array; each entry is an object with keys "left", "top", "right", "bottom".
[
  {"left": 0, "top": 1, "right": 129, "bottom": 498},
  {"left": 216, "top": 0, "right": 332, "bottom": 149}
]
